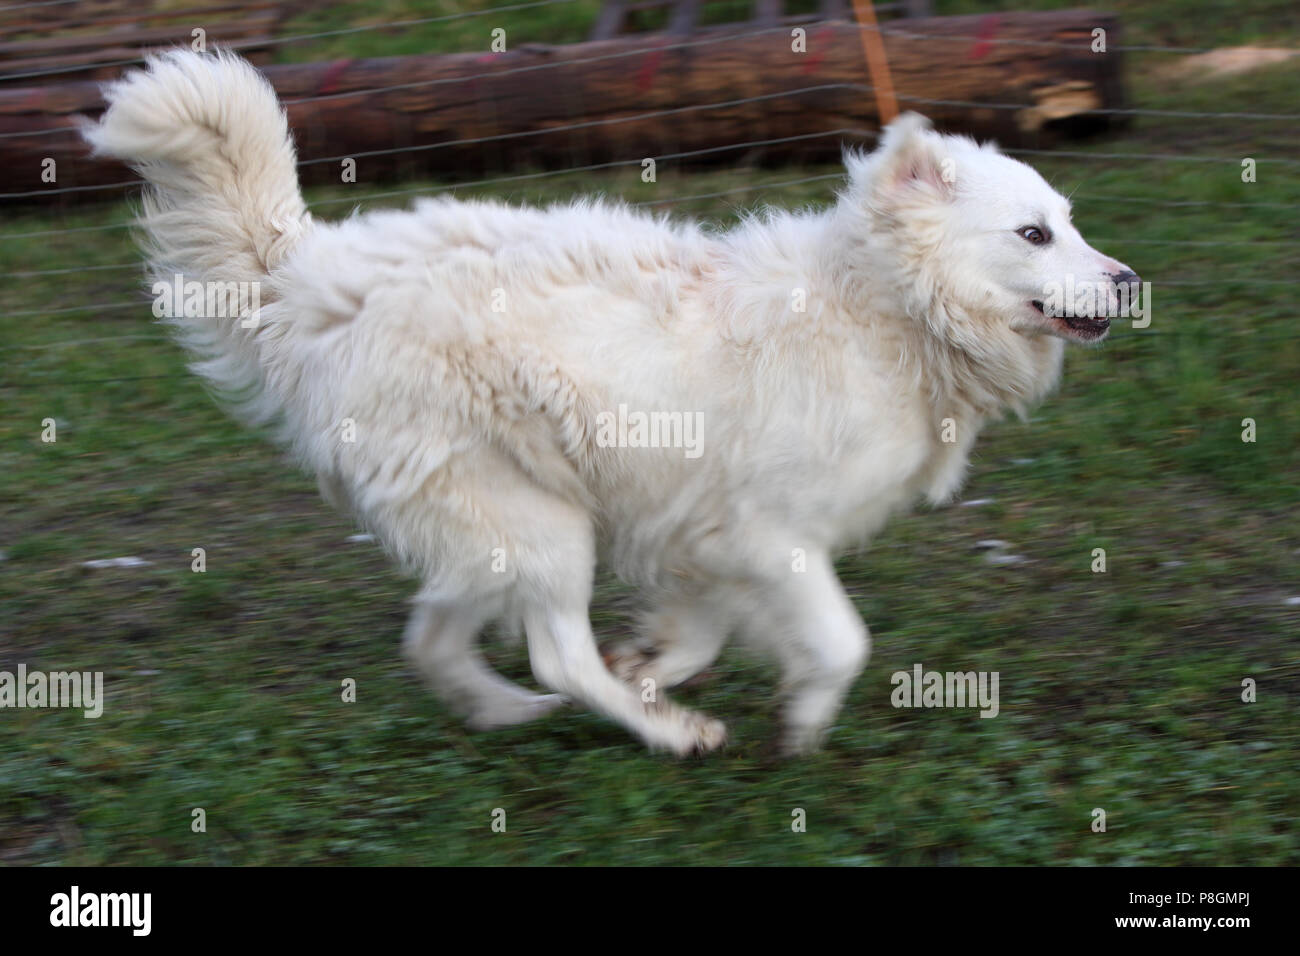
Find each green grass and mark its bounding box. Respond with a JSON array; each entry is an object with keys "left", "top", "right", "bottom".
[
  {"left": 274, "top": 0, "right": 605, "bottom": 61},
  {"left": 0, "top": 4, "right": 1298, "bottom": 865},
  {"left": 271, "top": 0, "right": 1300, "bottom": 63}
]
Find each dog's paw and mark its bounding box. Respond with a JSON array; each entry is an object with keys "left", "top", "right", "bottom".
[
  {"left": 465, "top": 693, "right": 569, "bottom": 730},
  {"left": 776, "top": 723, "right": 827, "bottom": 758},
  {"left": 603, "top": 640, "right": 656, "bottom": 684},
  {"left": 673, "top": 712, "right": 728, "bottom": 757}
]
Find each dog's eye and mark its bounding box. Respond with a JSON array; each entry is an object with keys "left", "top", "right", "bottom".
[{"left": 1017, "top": 226, "right": 1050, "bottom": 245}]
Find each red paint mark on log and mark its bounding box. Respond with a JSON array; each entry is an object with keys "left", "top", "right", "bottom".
[
  {"left": 969, "top": 14, "right": 1001, "bottom": 60},
  {"left": 637, "top": 45, "right": 666, "bottom": 93},
  {"left": 316, "top": 59, "right": 354, "bottom": 96},
  {"left": 802, "top": 26, "right": 834, "bottom": 73}
]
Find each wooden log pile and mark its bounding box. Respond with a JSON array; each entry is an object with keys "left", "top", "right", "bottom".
[
  {"left": 0, "top": 1, "right": 284, "bottom": 86},
  {"left": 0, "top": 9, "right": 1126, "bottom": 205}
]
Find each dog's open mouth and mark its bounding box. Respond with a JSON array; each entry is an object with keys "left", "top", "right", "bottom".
[{"left": 1030, "top": 300, "right": 1110, "bottom": 341}]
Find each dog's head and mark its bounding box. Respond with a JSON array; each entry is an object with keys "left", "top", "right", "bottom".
[{"left": 844, "top": 113, "right": 1139, "bottom": 347}]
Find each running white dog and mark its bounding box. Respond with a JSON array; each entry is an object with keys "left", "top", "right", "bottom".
[{"left": 85, "top": 51, "right": 1137, "bottom": 756}]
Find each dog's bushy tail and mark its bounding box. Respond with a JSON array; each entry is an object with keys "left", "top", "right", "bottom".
[{"left": 83, "top": 49, "right": 311, "bottom": 422}]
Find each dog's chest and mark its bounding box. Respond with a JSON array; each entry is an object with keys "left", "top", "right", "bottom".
[{"left": 823, "top": 395, "right": 981, "bottom": 539}]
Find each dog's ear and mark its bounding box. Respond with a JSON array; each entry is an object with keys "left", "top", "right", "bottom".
[{"left": 851, "top": 112, "right": 955, "bottom": 215}]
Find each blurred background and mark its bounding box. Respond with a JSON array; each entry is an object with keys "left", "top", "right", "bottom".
[{"left": 0, "top": 0, "right": 1296, "bottom": 865}]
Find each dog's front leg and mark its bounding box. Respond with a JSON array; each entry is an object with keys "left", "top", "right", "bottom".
[{"left": 746, "top": 552, "right": 870, "bottom": 755}]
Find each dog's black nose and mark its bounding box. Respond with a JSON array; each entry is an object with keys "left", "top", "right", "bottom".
[{"left": 1111, "top": 270, "right": 1140, "bottom": 289}]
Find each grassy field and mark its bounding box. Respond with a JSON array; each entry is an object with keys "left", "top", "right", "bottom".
[
  {"left": 0, "top": 2, "right": 1297, "bottom": 865},
  {"left": 271, "top": 0, "right": 1300, "bottom": 60}
]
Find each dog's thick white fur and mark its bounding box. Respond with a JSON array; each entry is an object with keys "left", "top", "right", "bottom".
[{"left": 85, "top": 50, "right": 1136, "bottom": 756}]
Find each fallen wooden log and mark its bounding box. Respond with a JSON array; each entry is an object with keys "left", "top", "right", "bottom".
[
  {"left": 0, "top": 9, "right": 1126, "bottom": 206},
  {"left": 0, "top": 2, "right": 285, "bottom": 86}
]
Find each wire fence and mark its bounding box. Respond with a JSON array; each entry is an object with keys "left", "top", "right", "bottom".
[{"left": 1, "top": 0, "right": 1297, "bottom": 390}]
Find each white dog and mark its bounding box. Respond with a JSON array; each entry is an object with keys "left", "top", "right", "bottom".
[{"left": 85, "top": 50, "right": 1138, "bottom": 756}]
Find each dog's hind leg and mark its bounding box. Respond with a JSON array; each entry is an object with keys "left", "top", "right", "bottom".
[
  {"left": 403, "top": 598, "right": 567, "bottom": 730},
  {"left": 605, "top": 601, "right": 731, "bottom": 690},
  {"left": 524, "top": 604, "right": 727, "bottom": 756},
  {"left": 515, "top": 508, "right": 727, "bottom": 756}
]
